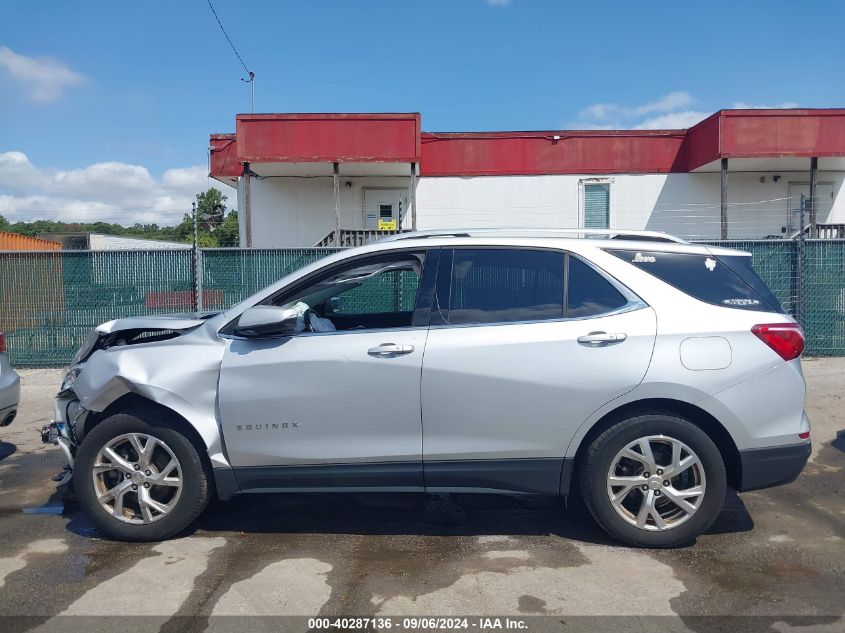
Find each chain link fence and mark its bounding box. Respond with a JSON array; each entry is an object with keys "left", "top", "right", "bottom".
[{"left": 1, "top": 241, "right": 844, "bottom": 366}]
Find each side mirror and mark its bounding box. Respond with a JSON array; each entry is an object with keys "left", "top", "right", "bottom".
[
  {"left": 327, "top": 296, "right": 345, "bottom": 313},
  {"left": 234, "top": 306, "right": 300, "bottom": 337}
]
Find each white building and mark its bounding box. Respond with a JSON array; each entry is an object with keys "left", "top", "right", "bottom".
[
  {"left": 38, "top": 232, "right": 191, "bottom": 250},
  {"left": 209, "top": 110, "right": 845, "bottom": 247}
]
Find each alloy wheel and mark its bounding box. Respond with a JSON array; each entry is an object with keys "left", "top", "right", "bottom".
[
  {"left": 606, "top": 435, "right": 706, "bottom": 531},
  {"left": 92, "top": 433, "right": 183, "bottom": 524}
]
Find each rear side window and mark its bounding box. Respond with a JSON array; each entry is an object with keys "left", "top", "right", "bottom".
[
  {"left": 608, "top": 249, "right": 784, "bottom": 313},
  {"left": 717, "top": 255, "right": 785, "bottom": 314},
  {"left": 567, "top": 256, "right": 628, "bottom": 317},
  {"left": 447, "top": 249, "right": 564, "bottom": 324}
]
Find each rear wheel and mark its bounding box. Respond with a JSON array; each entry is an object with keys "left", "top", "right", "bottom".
[
  {"left": 580, "top": 414, "right": 726, "bottom": 548},
  {"left": 74, "top": 411, "right": 211, "bottom": 541}
]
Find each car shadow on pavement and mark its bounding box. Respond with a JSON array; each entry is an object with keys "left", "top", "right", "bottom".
[
  {"left": 832, "top": 429, "right": 845, "bottom": 452},
  {"left": 0, "top": 440, "right": 17, "bottom": 462},
  {"left": 166, "top": 487, "right": 754, "bottom": 546}
]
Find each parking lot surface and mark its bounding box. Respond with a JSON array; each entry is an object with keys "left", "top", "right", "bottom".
[{"left": 0, "top": 362, "right": 842, "bottom": 632}]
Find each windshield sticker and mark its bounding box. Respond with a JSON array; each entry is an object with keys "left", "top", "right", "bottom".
[
  {"left": 722, "top": 298, "right": 760, "bottom": 306},
  {"left": 632, "top": 252, "right": 656, "bottom": 263},
  {"left": 705, "top": 257, "right": 717, "bottom": 271}
]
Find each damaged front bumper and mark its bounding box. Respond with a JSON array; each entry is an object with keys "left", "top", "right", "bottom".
[
  {"left": 41, "top": 421, "right": 75, "bottom": 485},
  {"left": 41, "top": 421, "right": 75, "bottom": 465},
  {"left": 41, "top": 394, "right": 85, "bottom": 485}
]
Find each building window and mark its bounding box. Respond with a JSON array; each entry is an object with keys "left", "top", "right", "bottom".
[{"left": 584, "top": 183, "right": 610, "bottom": 229}]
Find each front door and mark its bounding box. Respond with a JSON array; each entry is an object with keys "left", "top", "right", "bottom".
[
  {"left": 364, "top": 189, "right": 406, "bottom": 230},
  {"left": 420, "top": 248, "right": 657, "bottom": 494},
  {"left": 217, "top": 249, "right": 434, "bottom": 489}
]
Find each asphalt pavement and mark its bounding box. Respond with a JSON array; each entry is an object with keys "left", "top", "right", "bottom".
[{"left": 0, "top": 362, "right": 842, "bottom": 633}]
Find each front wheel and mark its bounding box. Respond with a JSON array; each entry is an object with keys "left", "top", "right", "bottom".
[
  {"left": 580, "top": 414, "right": 726, "bottom": 548},
  {"left": 74, "top": 411, "right": 211, "bottom": 541}
]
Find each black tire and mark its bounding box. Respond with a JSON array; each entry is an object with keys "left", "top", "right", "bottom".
[
  {"left": 579, "top": 414, "right": 726, "bottom": 548},
  {"left": 74, "top": 411, "right": 212, "bottom": 541}
]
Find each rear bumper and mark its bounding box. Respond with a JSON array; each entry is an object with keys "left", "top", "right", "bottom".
[
  {"left": 0, "top": 356, "right": 20, "bottom": 427},
  {"left": 0, "top": 405, "right": 17, "bottom": 427},
  {"left": 738, "top": 442, "right": 811, "bottom": 492}
]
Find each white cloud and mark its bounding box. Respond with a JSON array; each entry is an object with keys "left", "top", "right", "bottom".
[
  {"left": 574, "top": 92, "right": 799, "bottom": 130},
  {"left": 635, "top": 91, "right": 693, "bottom": 115},
  {"left": 0, "top": 152, "right": 231, "bottom": 225},
  {"left": 0, "top": 45, "right": 85, "bottom": 103},
  {"left": 486, "top": 0, "right": 511, "bottom": 6},
  {"left": 731, "top": 101, "right": 799, "bottom": 109},
  {"left": 578, "top": 91, "right": 693, "bottom": 123},
  {"left": 635, "top": 111, "right": 711, "bottom": 129}
]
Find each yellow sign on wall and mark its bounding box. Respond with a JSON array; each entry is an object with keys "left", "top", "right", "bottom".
[{"left": 378, "top": 219, "right": 398, "bottom": 231}]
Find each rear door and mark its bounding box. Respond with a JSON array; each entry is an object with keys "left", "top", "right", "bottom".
[{"left": 420, "top": 247, "right": 656, "bottom": 493}]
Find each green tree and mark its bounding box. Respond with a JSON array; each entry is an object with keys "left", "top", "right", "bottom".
[
  {"left": 195, "top": 188, "right": 228, "bottom": 231},
  {"left": 216, "top": 210, "right": 240, "bottom": 247},
  {"left": 0, "top": 187, "right": 238, "bottom": 245}
]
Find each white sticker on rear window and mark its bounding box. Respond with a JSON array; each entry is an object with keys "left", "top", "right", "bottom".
[
  {"left": 705, "top": 257, "right": 717, "bottom": 271},
  {"left": 632, "top": 252, "right": 656, "bottom": 263},
  {"left": 722, "top": 298, "right": 760, "bottom": 306}
]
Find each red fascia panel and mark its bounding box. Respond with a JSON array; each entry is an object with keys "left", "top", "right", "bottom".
[
  {"left": 720, "top": 109, "right": 845, "bottom": 158},
  {"left": 236, "top": 113, "right": 421, "bottom": 164},
  {"left": 683, "top": 109, "right": 845, "bottom": 170},
  {"left": 419, "top": 130, "right": 687, "bottom": 177},
  {"left": 680, "top": 113, "right": 721, "bottom": 171},
  {"left": 209, "top": 133, "right": 240, "bottom": 178}
]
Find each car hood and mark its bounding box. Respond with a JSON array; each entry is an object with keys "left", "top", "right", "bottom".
[
  {"left": 96, "top": 314, "right": 212, "bottom": 334},
  {"left": 71, "top": 313, "right": 218, "bottom": 365}
]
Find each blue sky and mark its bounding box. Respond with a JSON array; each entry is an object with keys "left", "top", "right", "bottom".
[{"left": 2, "top": 0, "right": 845, "bottom": 225}]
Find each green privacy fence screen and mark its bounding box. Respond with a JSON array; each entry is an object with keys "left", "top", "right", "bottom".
[{"left": 1, "top": 241, "right": 844, "bottom": 366}]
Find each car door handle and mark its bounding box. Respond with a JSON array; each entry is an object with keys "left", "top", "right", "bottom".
[
  {"left": 367, "top": 343, "right": 415, "bottom": 357},
  {"left": 577, "top": 332, "right": 627, "bottom": 347}
]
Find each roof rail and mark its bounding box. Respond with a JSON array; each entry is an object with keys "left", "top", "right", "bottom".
[{"left": 378, "top": 227, "right": 687, "bottom": 244}]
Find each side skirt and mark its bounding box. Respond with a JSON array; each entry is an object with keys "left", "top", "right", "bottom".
[{"left": 216, "top": 458, "right": 574, "bottom": 498}]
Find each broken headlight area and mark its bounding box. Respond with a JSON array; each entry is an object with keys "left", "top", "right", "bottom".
[
  {"left": 59, "top": 366, "right": 81, "bottom": 394},
  {"left": 73, "top": 328, "right": 186, "bottom": 365}
]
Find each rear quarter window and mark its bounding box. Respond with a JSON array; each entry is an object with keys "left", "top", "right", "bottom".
[{"left": 607, "top": 249, "right": 784, "bottom": 313}]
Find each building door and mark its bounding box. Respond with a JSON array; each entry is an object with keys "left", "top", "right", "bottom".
[
  {"left": 787, "top": 182, "right": 834, "bottom": 233},
  {"left": 364, "top": 189, "right": 406, "bottom": 230}
]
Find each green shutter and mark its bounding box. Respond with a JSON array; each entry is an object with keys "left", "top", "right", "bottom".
[{"left": 584, "top": 183, "right": 610, "bottom": 229}]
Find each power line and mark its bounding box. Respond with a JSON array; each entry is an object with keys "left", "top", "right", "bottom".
[{"left": 206, "top": 0, "right": 250, "bottom": 74}]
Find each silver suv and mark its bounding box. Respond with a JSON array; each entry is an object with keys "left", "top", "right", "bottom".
[
  {"left": 44, "top": 229, "right": 810, "bottom": 547},
  {"left": 0, "top": 330, "right": 20, "bottom": 428}
]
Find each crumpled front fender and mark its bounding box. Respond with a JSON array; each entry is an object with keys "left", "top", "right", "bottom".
[{"left": 72, "top": 327, "right": 230, "bottom": 468}]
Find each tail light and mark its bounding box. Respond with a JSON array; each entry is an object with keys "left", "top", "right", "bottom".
[
  {"left": 751, "top": 323, "right": 805, "bottom": 361},
  {"left": 0, "top": 331, "right": 5, "bottom": 354}
]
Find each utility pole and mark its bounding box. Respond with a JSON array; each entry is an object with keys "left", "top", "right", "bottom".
[
  {"left": 333, "top": 162, "right": 341, "bottom": 246},
  {"left": 796, "top": 193, "right": 806, "bottom": 326},
  {"left": 720, "top": 158, "right": 729, "bottom": 239},
  {"left": 809, "top": 156, "right": 818, "bottom": 237},
  {"left": 242, "top": 71, "right": 255, "bottom": 113}
]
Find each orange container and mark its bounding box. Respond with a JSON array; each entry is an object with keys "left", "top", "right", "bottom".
[{"left": 0, "top": 231, "right": 62, "bottom": 251}]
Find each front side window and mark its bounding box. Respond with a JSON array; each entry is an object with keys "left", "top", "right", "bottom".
[
  {"left": 266, "top": 252, "right": 425, "bottom": 331},
  {"left": 445, "top": 248, "right": 565, "bottom": 325}
]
